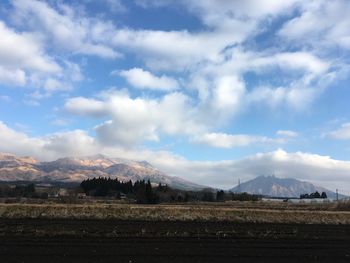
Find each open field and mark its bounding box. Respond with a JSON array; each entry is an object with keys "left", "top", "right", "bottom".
[
  {"left": 1, "top": 202, "right": 350, "bottom": 224},
  {"left": 1, "top": 202, "right": 350, "bottom": 262},
  {"left": 1, "top": 219, "right": 350, "bottom": 262}
]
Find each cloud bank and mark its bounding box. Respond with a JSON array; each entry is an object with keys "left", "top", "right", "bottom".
[{"left": 0, "top": 121, "right": 350, "bottom": 195}]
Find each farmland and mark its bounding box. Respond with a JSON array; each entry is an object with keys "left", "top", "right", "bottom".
[
  {"left": 1, "top": 201, "right": 350, "bottom": 224},
  {"left": 1, "top": 218, "right": 350, "bottom": 262},
  {"left": 1, "top": 201, "right": 350, "bottom": 262}
]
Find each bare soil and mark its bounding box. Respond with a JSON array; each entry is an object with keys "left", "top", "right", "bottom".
[{"left": 0, "top": 219, "right": 350, "bottom": 262}]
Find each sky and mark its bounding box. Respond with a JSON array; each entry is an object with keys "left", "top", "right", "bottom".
[{"left": 0, "top": 0, "right": 350, "bottom": 194}]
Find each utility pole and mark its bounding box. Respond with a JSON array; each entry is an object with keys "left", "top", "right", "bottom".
[
  {"left": 336, "top": 189, "right": 339, "bottom": 201},
  {"left": 237, "top": 178, "right": 241, "bottom": 193}
]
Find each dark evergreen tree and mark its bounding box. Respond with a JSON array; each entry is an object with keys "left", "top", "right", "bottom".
[
  {"left": 135, "top": 180, "right": 147, "bottom": 203},
  {"left": 201, "top": 191, "right": 214, "bottom": 202},
  {"left": 313, "top": 191, "right": 321, "bottom": 198},
  {"left": 216, "top": 190, "right": 225, "bottom": 201},
  {"left": 231, "top": 192, "right": 259, "bottom": 201},
  {"left": 301, "top": 191, "right": 326, "bottom": 199},
  {"left": 81, "top": 177, "right": 146, "bottom": 197},
  {"left": 145, "top": 180, "right": 153, "bottom": 202}
]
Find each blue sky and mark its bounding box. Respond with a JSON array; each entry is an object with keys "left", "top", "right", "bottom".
[{"left": 1, "top": 0, "right": 350, "bottom": 193}]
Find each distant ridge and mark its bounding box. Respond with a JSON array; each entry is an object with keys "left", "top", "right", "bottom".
[
  {"left": 230, "top": 175, "right": 342, "bottom": 199},
  {"left": 0, "top": 153, "right": 205, "bottom": 191}
]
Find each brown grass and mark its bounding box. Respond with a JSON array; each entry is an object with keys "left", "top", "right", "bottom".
[
  {"left": 335, "top": 200, "right": 350, "bottom": 211},
  {"left": 0, "top": 203, "right": 350, "bottom": 224}
]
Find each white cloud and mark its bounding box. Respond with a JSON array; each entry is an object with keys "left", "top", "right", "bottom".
[
  {"left": 0, "top": 21, "right": 61, "bottom": 74},
  {"left": 64, "top": 97, "right": 107, "bottom": 117},
  {"left": 0, "top": 67, "right": 26, "bottom": 87},
  {"left": 188, "top": 46, "right": 335, "bottom": 112},
  {"left": 2, "top": 0, "right": 337, "bottom": 111},
  {"left": 29, "top": 60, "right": 82, "bottom": 95},
  {"left": 2, "top": 0, "right": 342, "bottom": 106},
  {"left": 42, "top": 130, "right": 99, "bottom": 158},
  {"left": 276, "top": 130, "right": 299, "bottom": 138},
  {"left": 111, "top": 24, "right": 254, "bottom": 70},
  {"left": 0, "top": 20, "right": 61, "bottom": 87},
  {"left": 248, "top": 85, "right": 314, "bottom": 111},
  {"left": 0, "top": 121, "right": 98, "bottom": 160},
  {"left": 137, "top": 0, "right": 301, "bottom": 22},
  {"left": 272, "top": 52, "right": 329, "bottom": 75},
  {"left": 205, "top": 48, "right": 331, "bottom": 78},
  {"left": 64, "top": 52, "right": 329, "bottom": 147},
  {"left": 65, "top": 91, "right": 205, "bottom": 146},
  {"left": 64, "top": 75, "right": 292, "bottom": 148},
  {"left": 1, "top": 121, "right": 350, "bottom": 194},
  {"left": 192, "top": 132, "right": 283, "bottom": 148},
  {"left": 118, "top": 68, "right": 178, "bottom": 91},
  {"left": 279, "top": 0, "right": 350, "bottom": 50},
  {"left": 188, "top": 73, "right": 248, "bottom": 124},
  {"left": 185, "top": 0, "right": 301, "bottom": 21},
  {"left": 329, "top": 123, "right": 350, "bottom": 140},
  {"left": 210, "top": 76, "right": 245, "bottom": 117},
  {"left": 104, "top": 0, "right": 127, "bottom": 13},
  {"left": 11, "top": 0, "right": 121, "bottom": 59},
  {"left": 65, "top": 85, "right": 292, "bottom": 150},
  {"left": 0, "top": 18, "right": 84, "bottom": 95},
  {"left": 0, "top": 121, "right": 43, "bottom": 156}
]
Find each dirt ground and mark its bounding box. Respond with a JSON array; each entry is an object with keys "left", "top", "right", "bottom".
[{"left": 0, "top": 219, "right": 350, "bottom": 262}]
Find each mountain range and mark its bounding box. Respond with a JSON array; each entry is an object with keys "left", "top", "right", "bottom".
[
  {"left": 1, "top": 153, "right": 344, "bottom": 197},
  {"left": 230, "top": 175, "right": 341, "bottom": 199},
  {"left": 0, "top": 153, "right": 204, "bottom": 191}
]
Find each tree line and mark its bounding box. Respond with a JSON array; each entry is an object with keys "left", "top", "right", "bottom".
[
  {"left": 0, "top": 184, "right": 48, "bottom": 199},
  {"left": 0, "top": 178, "right": 262, "bottom": 203},
  {"left": 80, "top": 177, "right": 159, "bottom": 204},
  {"left": 300, "top": 191, "right": 327, "bottom": 199},
  {"left": 80, "top": 177, "right": 261, "bottom": 203}
]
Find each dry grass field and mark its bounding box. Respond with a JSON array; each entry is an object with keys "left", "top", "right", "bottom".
[
  {"left": 0, "top": 201, "right": 350, "bottom": 224},
  {"left": 1, "top": 201, "right": 350, "bottom": 262}
]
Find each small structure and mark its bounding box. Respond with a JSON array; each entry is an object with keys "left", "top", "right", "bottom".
[
  {"left": 286, "top": 198, "right": 333, "bottom": 204},
  {"left": 77, "top": 193, "right": 87, "bottom": 199},
  {"left": 58, "top": 188, "right": 69, "bottom": 197},
  {"left": 261, "top": 197, "right": 285, "bottom": 202}
]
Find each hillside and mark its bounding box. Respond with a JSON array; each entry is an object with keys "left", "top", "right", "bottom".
[
  {"left": 0, "top": 153, "right": 204, "bottom": 191},
  {"left": 230, "top": 175, "right": 340, "bottom": 199}
]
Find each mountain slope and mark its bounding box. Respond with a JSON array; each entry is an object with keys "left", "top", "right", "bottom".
[
  {"left": 0, "top": 153, "right": 205, "bottom": 191},
  {"left": 230, "top": 175, "right": 340, "bottom": 198}
]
